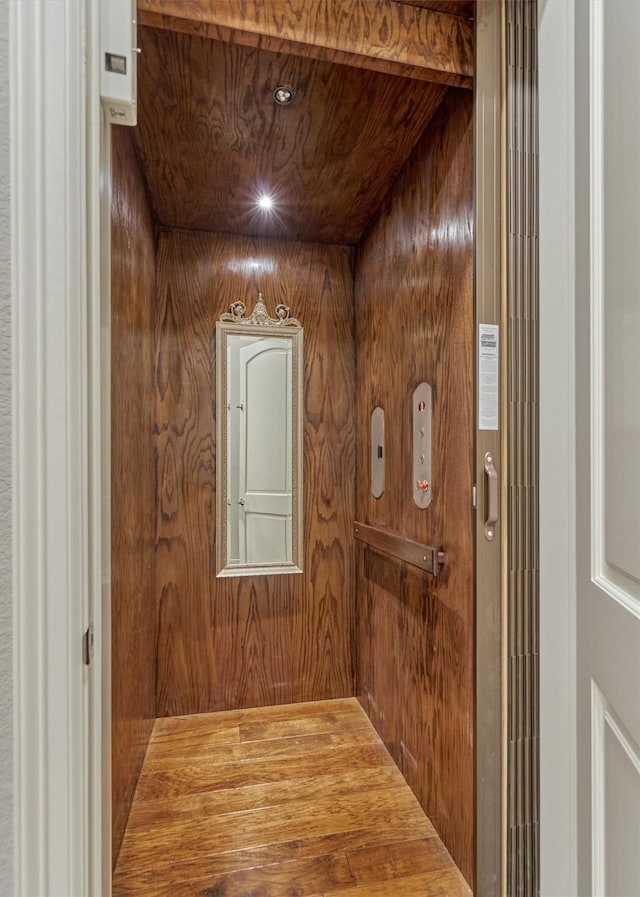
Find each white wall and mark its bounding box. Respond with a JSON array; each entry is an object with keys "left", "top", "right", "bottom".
[{"left": 0, "top": 0, "right": 13, "bottom": 892}]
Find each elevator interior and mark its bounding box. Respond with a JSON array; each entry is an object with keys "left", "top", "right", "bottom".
[{"left": 111, "top": 0, "right": 476, "bottom": 888}]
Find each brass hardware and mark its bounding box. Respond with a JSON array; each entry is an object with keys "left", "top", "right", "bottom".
[
  {"left": 412, "top": 382, "right": 432, "bottom": 507},
  {"left": 484, "top": 451, "right": 498, "bottom": 541}
]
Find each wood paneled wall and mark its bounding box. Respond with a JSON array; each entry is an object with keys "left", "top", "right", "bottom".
[
  {"left": 153, "top": 230, "right": 355, "bottom": 717},
  {"left": 354, "top": 89, "right": 474, "bottom": 885},
  {"left": 111, "top": 126, "right": 157, "bottom": 863}
]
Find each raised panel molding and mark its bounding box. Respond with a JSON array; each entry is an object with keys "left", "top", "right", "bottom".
[
  {"left": 589, "top": 0, "right": 640, "bottom": 620},
  {"left": 591, "top": 680, "right": 640, "bottom": 895}
]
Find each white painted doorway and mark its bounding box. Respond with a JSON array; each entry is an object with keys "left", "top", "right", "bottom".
[
  {"left": 7, "top": 1, "right": 548, "bottom": 895},
  {"left": 575, "top": 1, "right": 640, "bottom": 892},
  {"left": 227, "top": 335, "right": 293, "bottom": 565},
  {"left": 540, "top": 1, "right": 640, "bottom": 894}
]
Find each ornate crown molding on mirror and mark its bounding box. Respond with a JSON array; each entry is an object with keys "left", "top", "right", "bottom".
[
  {"left": 219, "top": 292, "right": 301, "bottom": 328},
  {"left": 216, "top": 293, "right": 303, "bottom": 577}
]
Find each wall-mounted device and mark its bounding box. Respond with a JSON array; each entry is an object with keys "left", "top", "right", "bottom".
[
  {"left": 371, "top": 406, "right": 385, "bottom": 498},
  {"left": 412, "top": 382, "right": 432, "bottom": 508},
  {"left": 100, "top": 0, "right": 138, "bottom": 126}
]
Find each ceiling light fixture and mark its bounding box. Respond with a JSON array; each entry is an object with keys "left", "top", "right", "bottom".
[
  {"left": 273, "top": 85, "right": 295, "bottom": 106},
  {"left": 257, "top": 194, "right": 274, "bottom": 211}
]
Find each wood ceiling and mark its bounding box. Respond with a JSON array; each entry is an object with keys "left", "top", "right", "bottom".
[
  {"left": 132, "top": 1, "right": 474, "bottom": 245},
  {"left": 399, "top": 0, "right": 475, "bottom": 16}
]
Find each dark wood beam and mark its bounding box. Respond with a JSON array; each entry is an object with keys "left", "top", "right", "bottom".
[{"left": 137, "top": 0, "right": 474, "bottom": 87}]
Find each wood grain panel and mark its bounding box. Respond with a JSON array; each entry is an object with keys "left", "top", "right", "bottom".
[
  {"left": 354, "top": 89, "right": 475, "bottom": 885},
  {"left": 133, "top": 26, "right": 447, "bottom": 244},
  {"left": 153, "top": 230, "right": 355, "bottom": 717},
  {"left": 400, "top": 0, "right": 475, "bottom": 19},
  {"left": 113, "top": 699, "right": 470, "bottom": 897},
  {"left": 138, "top": 0, "right": 474, "bottom": 87},
  {"left": 110, "top": 126, "right": 157, "bottom": 864}
]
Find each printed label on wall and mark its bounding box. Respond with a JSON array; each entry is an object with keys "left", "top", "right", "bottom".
[{"left": 479, "top": 324, "right": 499, "bottom": 430}]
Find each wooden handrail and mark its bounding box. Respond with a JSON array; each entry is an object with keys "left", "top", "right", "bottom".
[{"left": 353, "top": 521, "right": 445, "bottom": 576}]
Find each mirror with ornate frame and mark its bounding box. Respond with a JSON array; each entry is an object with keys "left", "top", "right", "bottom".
[{"left": 216, "top": 293, "right": 303, "bottom": 577}]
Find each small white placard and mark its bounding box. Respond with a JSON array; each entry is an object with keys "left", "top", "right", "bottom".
[{"left": 479, "top": 324, "right": 499, "bottom": 430}]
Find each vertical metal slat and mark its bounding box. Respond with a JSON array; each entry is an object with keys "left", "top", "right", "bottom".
[{"left": 506, "top": 1, "right": 539, "bottom": 894}]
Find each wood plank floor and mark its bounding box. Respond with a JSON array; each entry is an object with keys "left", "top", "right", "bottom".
[{"left": 113, "top": 698, "right": 471, "bottom": 897}]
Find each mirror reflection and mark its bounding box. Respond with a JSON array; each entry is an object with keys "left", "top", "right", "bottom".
[{"left": 216, "top": 294, "right": 303, "bottom": 577}]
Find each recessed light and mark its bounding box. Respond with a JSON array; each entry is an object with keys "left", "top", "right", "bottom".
[
  {"left": 273, "top": 85, "right": 295, "bottom": 106},
  {"left": 257, "top": 194, "right": 274, "bottom": 211}
]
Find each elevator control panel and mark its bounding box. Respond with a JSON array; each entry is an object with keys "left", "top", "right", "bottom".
[
  {"left": 371, "top": 406, "right": 385, "bottom": 498},
  {"left": 412, "top": 383, "right": 432, "bottom": 508}
]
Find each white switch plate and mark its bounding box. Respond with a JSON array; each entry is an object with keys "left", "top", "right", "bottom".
[{"left": 100, "top": 0, "right": 137, "bottom": 126}]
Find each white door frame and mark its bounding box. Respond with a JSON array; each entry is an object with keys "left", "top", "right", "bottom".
[
  {"left": 538, "top": 0, "right": 578, "bottom": 895},
  {"left": 11, "top": 0, "right": 107, "bottom": 894},
  {"left": 11, "top": 0, "right": 577, "bottom": 894}
]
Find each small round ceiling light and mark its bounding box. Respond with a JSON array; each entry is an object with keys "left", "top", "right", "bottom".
[
  {"left": 273, "top": 85, "right": 295, "bottom": 106},
  {"left": 257, "top": 194, "right": 274, "bottom": 211}
]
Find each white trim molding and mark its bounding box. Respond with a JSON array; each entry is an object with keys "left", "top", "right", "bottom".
[
  {"left": 588, "top": 0, "right": 640, "bottom": 622},
  {"left": 588, "top": 0, "right": 605, "bottom": 594},
  {"left": 591, "top": 679, "right": 640, "bottom": 895},
  {"left": 538, "top": 0, "right": 578, "bottom": 894},
  {"left": 11, "top": 1, "right": 98, "bottom": 894},
  {"left": 86, "top": 1, "right": 112, "bottom": 891},
  {"left": 590, "top": 680, "right": 606, "bottom": 896}
]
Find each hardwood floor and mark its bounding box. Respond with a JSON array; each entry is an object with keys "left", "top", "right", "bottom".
[{"left": 113, "top": 698, "right": 471, "bottom": 896}]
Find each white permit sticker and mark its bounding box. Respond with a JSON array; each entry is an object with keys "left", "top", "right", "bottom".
[{"left": 479, "top": 324, "right": 499, "bottom": 430}]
